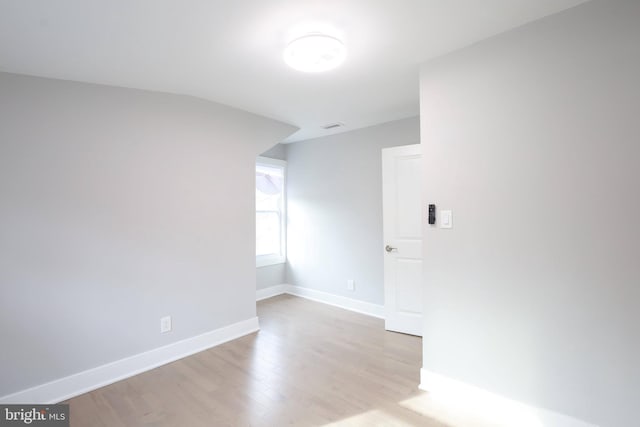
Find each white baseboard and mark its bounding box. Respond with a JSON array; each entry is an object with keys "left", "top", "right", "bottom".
[
  {"left": 256, "top": 284, "right": 289, "bottom": 301},
  {"left": 0, "top": 317, "right": 260, "bottom": 405},
  {"left": 419, "top": 369, "right": 598, "bottom": 427},
  {"left": 256, "top": 284, "right": 384, "bottom": 319},
  {"left": 287, "top": 286, "right": 385, "bottom": 319}
]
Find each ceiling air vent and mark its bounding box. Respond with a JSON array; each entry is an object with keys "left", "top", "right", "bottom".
[{"left": 322, "top": 122, "right": 344, "bottom": 130}]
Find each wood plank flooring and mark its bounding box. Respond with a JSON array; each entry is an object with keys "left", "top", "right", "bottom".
[{"left": 67, "top": 295, "right": 448, "bottom": 426}]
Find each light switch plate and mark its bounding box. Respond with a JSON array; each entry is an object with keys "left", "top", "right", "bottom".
[
  {"left": 440, "top": 210, "right": 452, "bottom": 228},
  {"left": 160, "top": 316, "right": 172, "bottom": 333}
]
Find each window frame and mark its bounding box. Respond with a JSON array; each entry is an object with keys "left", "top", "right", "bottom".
[{"left": 256, "top": 156, "right": 287, "bottom": 268}]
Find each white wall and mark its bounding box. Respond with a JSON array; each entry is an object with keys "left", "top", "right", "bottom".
[
  {"left": 420, "top": 1, "right": 640, "bottom": 426},
  {"left": 256, "top": 144, "right": 287, "bottom": 290},
  {"left": 256, "top": 264, "right": 286, "bottom": 290},
  {"left": 285, "top": 118, "right": 420, "bottom": 305},
  {"left": 0, "top": 72, "right": 295, "bottom": 397},
  {"left": 260, "top": 143, "right": 286, "bottom": 162}
]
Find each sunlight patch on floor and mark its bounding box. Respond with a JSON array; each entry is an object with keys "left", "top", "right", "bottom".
[
  {"left": 322, "top": 405, "right": 444, "bottom": 427},
  {"left": 324, "top": 409, "right": 411, "bottom": 427},
  {"left": 399, "top": 390, "right": 544, "bottom": 427},
  {"left": 319, "top": 388, "right": 544, "bottom": 427}
]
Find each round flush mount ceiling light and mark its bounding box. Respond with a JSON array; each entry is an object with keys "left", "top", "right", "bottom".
[{"left": 283, "top": 34, "right": 347, "bottom": 73}]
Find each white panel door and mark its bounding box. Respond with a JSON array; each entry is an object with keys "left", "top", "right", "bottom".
[{"left": 382, "top": 144, "right": 423, "bottom": 336}]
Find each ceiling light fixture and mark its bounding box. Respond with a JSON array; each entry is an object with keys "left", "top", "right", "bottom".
[{"left": 283, "top": 34, "right": 347, "bottom": 73}]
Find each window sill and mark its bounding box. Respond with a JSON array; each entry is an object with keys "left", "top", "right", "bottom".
[{"left": 256, "top": 256, "right": 286, "bottom": 268}]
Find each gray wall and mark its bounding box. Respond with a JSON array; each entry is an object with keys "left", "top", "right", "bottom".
[
  {"left": 256, "top": 144, "right": 287, "bottom": 290},
  {"left": 420, "top": 1, "right": 640, "bottom": 426},
  {"left": 0, "top": 72, "right": 295, "bottom": 397},
  {"left": 260, "top": 143, "right": 287, "bottom": 161},
  {"left": 256, "top": 264, "right": 286, "bottom": 290},
  {"left": 285, "top": 117, "right": 420, "bottom": 305}
]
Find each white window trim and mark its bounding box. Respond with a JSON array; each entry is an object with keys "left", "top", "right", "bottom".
[{"left": 256, "top": 156, "right": 286, "bottom": 268}]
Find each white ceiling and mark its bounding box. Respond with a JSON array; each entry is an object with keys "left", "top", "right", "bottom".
[{"left": 0, "top": 0, "right": 587, "bottom": 142}]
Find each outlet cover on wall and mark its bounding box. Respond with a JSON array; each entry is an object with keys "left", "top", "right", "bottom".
[
  {"left": 160, "top": 315, "right": 172, "bottom": 333},
  {"left": 347, "top": 280, "right": 355, "bottom": 291}
]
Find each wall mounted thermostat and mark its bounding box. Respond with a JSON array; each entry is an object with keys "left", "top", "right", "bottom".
[{"left": 428, "top": 204, "right": 436, "bottom": 225}]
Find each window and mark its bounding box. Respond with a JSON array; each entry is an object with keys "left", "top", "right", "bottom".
[{"left": 256, "top": 157, "right": 286, "bottom": 267}]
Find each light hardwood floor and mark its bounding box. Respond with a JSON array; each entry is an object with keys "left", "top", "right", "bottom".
[{"left": 67, "top": 294, "right": 448, "bottom": 426}]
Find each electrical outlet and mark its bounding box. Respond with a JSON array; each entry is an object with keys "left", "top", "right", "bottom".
[
  {"left": 160, "top": 315, "right": 172, "bottom": 333},
  {"left": 347, "top": 280, "right": 355, "bottom": 291}
]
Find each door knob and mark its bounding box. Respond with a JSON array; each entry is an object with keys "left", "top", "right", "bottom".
[{"left": 385, "top": 245, "right": 397, "bottom": 253}]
